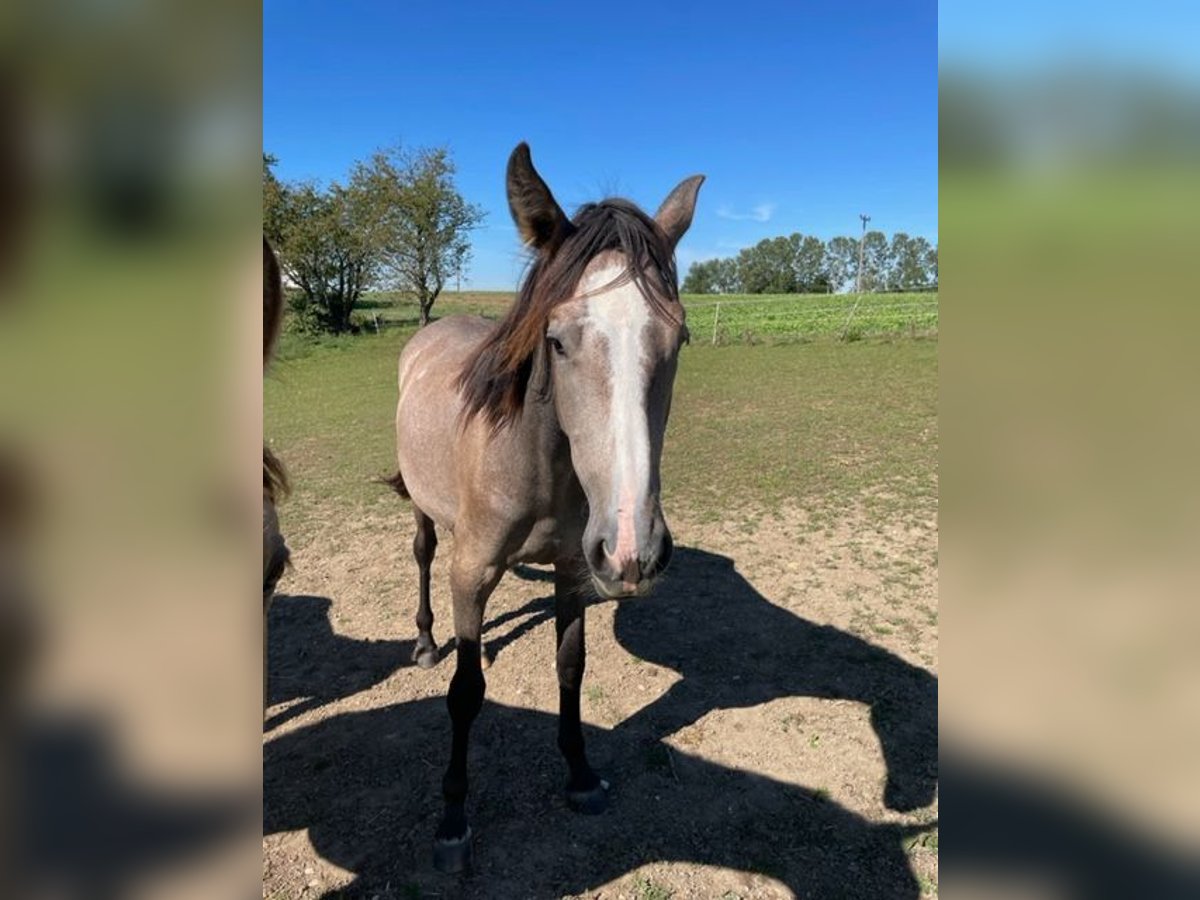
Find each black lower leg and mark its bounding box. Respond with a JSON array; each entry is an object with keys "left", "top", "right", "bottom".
[
  {"left": 555, "top": 567, "right": 604, "bottom": 809},
  {"left": 412, "top": 510, "right": 438, "bottom": 666},
  {"left": 437, "top": 639, "right": 483, "bottom": 840}
]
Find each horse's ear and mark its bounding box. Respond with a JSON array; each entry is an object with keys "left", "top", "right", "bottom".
[
  {"left": 506, "top": 143, "right": 570, "bottom": 251},
  {"left": 264, "top": 236, "right": 284, "bottom": 368},
  {"left": 655, "top": 174, "right": 705, "bottom": 249}
]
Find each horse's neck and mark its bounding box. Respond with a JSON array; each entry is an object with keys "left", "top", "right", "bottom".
[{"left": 522, "top": 387, "right": 568, "bottom": 458}]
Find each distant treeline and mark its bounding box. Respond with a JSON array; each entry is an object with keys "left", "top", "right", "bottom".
[{"left": 682, "top": 231, "right": 937, "bottom": 294}]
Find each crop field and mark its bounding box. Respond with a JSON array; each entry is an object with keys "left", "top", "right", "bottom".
[
  {"left": 344, "top": 290, "right": 938, "bottom": 345},
  {"left": 684, "top": 292, "right": 937, "bottom": 343},
  {"left": 264, "top": 323, "right": 939, "bottom": 898}
]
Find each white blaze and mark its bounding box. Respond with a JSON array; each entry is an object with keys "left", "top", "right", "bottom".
[{"left": 581, "top": 264, "right": 651, "bottom": 574}]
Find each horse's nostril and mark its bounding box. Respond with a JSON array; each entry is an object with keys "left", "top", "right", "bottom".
[{"left": 645, "top": 533, "right": 673, "bottom": 579}]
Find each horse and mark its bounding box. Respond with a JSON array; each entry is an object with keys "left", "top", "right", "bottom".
[
  {"left": 262, "top": 237, "right": 290, "bottom": 715},
  {"left": 386, "top": 142, "right": 703, "bottom": 872}
]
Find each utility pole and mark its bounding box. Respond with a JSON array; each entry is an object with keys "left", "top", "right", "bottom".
[{"left": 856, "top": 213, "right": 870, "bottom": 293}]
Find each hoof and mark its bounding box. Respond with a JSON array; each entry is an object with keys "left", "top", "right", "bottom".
[
  {"left": 414, "top": 648, "right": 438, "bottom": 669},
  {"left": 566, "top": 778, "right": 610, "bottom": 814},
  {"left": 413, "top": 640, "right": 438, "bottom": 669},
  {"left": 432, "top": 827, "right": 472, "bottom": 874}
]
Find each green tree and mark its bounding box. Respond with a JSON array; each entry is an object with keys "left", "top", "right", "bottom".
[
  {"left": 682, "top": 258, "right": 719, "bottom": 294},
  {"left": 889, "top": 233, "right": 935, "bottom": 289},
  {"left": 794, "top": 234, "right": 829, "bottom": 292},
  {"left": 713, "top": 257, "right": 741, "bottom": 293},
  {"left": 352, "top": 147, "right": 485, "bottom": 326},
  {"left": 738, "top": 236, "right": 796, "bottom": 293},
  {"left": 825, "top": 236, "right": 858, "bottom": 293},
  {"left": 925, "top": 244, "right": 938, "bottom": 288},
  {"left": 263, "top": 160, "right": 378, "bottom": 334},
  {"left": 263, "top": 153, "right": 285, "bottom": 245},
  {"left": 859, "top": 230, "right": 892, "bottom": 292}
]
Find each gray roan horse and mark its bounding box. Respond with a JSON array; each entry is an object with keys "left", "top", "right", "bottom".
[{"left": 386, "top": 143, "right": 703, "bottom": 872}]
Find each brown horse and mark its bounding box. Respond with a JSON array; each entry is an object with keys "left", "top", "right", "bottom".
[
  {"left": 388, "top": 143, "right": 702, "bottom": 872},
  {"left": 263, "top": 237, "right": 290, "bottom": 714}
]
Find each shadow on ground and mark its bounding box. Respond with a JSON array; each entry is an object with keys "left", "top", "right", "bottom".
[
  {"left": 264, "top": 547, "right": 1200, "bottom": 898},
  {"left": 266, "top": 594, "right": 412, "bottom": 731},
  {"left": 20, "top": 714, "right": 254, "bottom": 896},
  {"left": 266, "top": 546, "right": 935, "bottom": 897},
  {"left": 502, "top": 548, "right": 936, "bottom": 813}
]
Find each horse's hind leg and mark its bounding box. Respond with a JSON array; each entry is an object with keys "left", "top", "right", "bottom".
[
  {"left": 555, "top": 558, "right": 608, "bottom": 813},
  {"left": 412, "top": 506, "right": 439, "bottom": 668}
]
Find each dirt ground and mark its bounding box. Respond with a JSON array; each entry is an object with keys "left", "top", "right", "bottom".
[{"left": 263, "top": 500, "right": 938, "bottom": 899}]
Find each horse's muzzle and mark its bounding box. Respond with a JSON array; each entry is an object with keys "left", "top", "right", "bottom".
[{"left": 585, "top": 524, "right": 673, "bottom": 599}]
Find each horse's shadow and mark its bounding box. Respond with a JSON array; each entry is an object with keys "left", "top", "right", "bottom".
[
  {"left": 266, "top": 594, "right": 412, "bottom": 731},
  {"left": 502, "top": 547, "right": 937, "bottom": 813},
  {"left": 614, "top": 547, "right": 937, "bottom": 812},
  {"left": 22, "top": 713, "right": 253, "bottom": 897},
  {"left": 264, "top": 546, "right": 938, "bottom": 896},
  {"left": 264, "top": 547, "right": 1200, "bottom": 897},
  {"left": 265, "top": 696, "right": 923, "bottom": 898}
]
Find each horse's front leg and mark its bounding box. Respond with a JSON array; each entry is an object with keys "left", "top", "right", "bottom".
[
  {"left": 432, "top": 553, "right": 502, "bottom": 874},
  {"left": 554, "top": 558, "right": 609, "bottom": 813}
]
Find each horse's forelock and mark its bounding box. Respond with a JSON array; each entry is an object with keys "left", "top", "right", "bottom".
[{"left": 458, "top": 200, "right": 679, "bottom": 429}]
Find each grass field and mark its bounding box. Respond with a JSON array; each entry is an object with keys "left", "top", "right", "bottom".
[
  {"left": 685, "top": 291, "right": 937, "bottom": 343},
  {"left": 266, "top": 327, "right": 937, "bottom": 532},
  {"left": 337, "top": 289, "right": 938, "bottom": 347}
]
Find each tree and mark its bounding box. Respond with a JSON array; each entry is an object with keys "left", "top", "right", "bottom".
[
  {"left": 353, "top": 147, "right": 485, "bottom": 326},
  {"left": 713, "top": 257, "right": 741, "bottom": 293},
  {"left": 682, "top": 259, "right": 720, "bottom": 294},
  {"left": 889, "top": 233, "right": 934, "bottom": 290},
  {"left": 738, "top": 236, "right": 796, "bottom": 293},
  {"left": 675, "top": 230, "right": 936, "bottom": 297},
  {"left": 263, "top": 153, "right": 285, "bottom": 244},
  {"left": 263, "top": 157, "right": 378, "bottom": 334},
  {"left": 859, "top": 230, "right": 892, "bottom": 292},
  {"left": 794, "top": 234, "right": 829, "bottom": 293},
  {"left": 825, "top": 236, "right": 858, "bottom": 293}
]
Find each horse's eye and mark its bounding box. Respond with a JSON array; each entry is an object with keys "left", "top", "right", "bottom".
[{"left": 548, "top": 336, "right": 566, "bottom": 357}]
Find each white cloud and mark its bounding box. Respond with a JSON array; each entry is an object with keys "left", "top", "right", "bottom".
[{"left": 716, "top": 202, "right": 776, "bottom": 223}]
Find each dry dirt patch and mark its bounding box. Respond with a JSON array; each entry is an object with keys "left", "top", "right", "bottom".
[{"left": 264, "top": 500, "right": 937, "bottom": 899}]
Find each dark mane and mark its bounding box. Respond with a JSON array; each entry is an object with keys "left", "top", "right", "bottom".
[
  {"left": 263, "top": 446, "right": 289, "bottom": 504},
  {"left": 457, "top": 199, "right": 681, "bottom": 429}
]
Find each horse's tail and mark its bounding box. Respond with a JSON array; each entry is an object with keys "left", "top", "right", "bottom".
[{"left": 378, "top": 470, "right": 410, "bottom": 499}]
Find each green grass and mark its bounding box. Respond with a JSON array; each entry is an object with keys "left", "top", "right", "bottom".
[
  {"left": 265, "top": 315, "right": 936, "bottom": 538},
  {"left": 683, "top": 292, "right": 937, "bottom": 343},
  {"left": 632, "top": 877, "right": 673, "bottom": 900},
  {"left": 349, "top": 289, "right": 937, "bottom": 345}
]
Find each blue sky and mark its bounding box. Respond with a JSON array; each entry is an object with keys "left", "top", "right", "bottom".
[
  {"left": 265, "top": 1, "right": 937, "bottom": 289},
  {"left": 940, "top": 3, "right": 1200, "bottom": 83}
]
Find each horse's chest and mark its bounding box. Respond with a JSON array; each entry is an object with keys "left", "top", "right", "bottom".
[{"left": 507, "top": 500, "right": 585, "bottom": 566}]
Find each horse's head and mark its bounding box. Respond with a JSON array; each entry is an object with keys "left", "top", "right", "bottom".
[{"left": 506, "top": 144, "right": 703, "bottom": 599}]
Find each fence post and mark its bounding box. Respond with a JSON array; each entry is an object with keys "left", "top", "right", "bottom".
[
  {"left": 839, "top": 293, "right": 864, "bottom": 341},
  {"left": 711, "top": 302, "right": 721, "bottom": 346}
]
